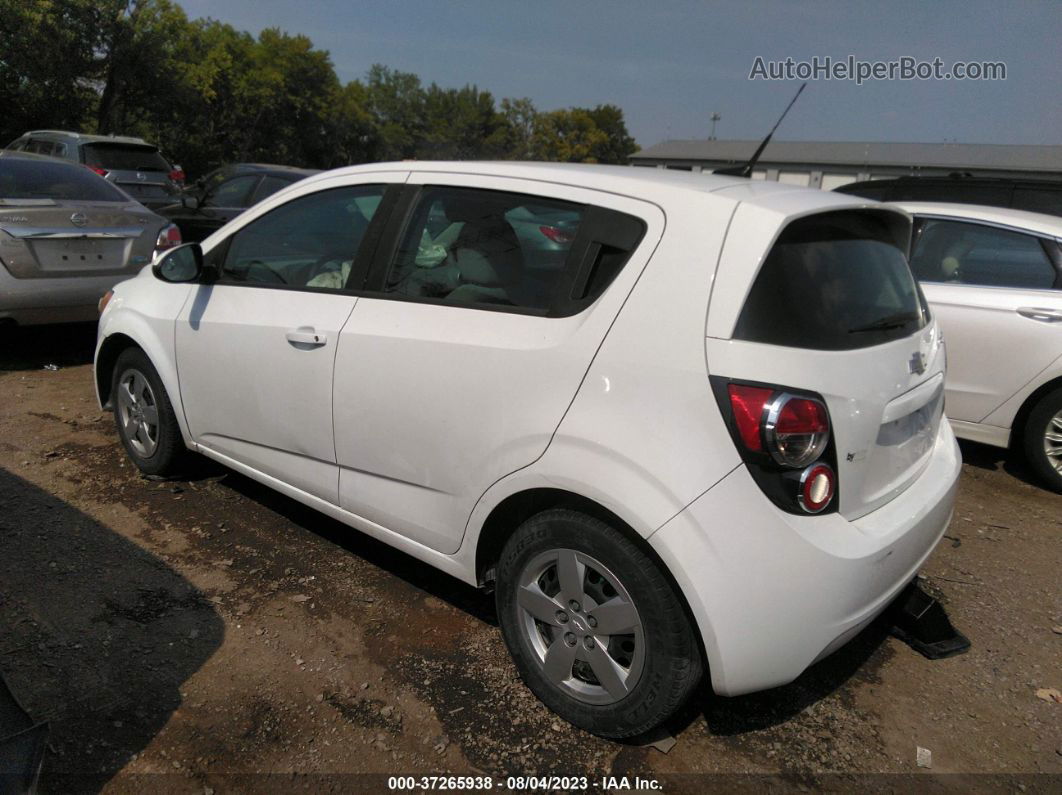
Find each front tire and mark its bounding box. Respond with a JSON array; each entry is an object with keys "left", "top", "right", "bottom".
[
  {"left": 1023, "top": 387, "right": 1062, "bottom": 493},
  {"left": 495, "top": 509, "right": 702, "bottom": 739},
  {"left": 111, "top": 348, "right": 186, "bottom": 477}
]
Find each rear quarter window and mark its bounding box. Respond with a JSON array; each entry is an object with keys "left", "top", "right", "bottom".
[{"left": 735, "top": 210, "right": 924, "bottom": 350}]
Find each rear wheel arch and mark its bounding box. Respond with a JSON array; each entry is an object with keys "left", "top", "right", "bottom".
[
  {"left": 473, "top": 487, "right": 708, "bottom": 672},
  {"left": 1010, "top": 373, "right": 1062, "bottom": 451}
]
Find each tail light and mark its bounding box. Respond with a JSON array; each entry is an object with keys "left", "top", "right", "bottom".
[
  {"left": 713, "top": 378, "right": 838, "bottom": 515},
  {"left": 539, "top": 225, "right": 575, "bottom": 244},
  {"left": 86, "top": 165, "right": 109, "bottom": 178},
  {"left": 154, "top": 223, "right": 181, "bottom": 253},
  {"left": 168, "top": 166, "right": 185, "bottom": 184}
]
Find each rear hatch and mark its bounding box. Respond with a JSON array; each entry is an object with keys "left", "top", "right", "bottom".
[
  {"left": 706, "top": 201, "right": 945, "bottom": 520},
  {"left": 0, "top": 157, "right": 162, "bottom": 278},
  {"left": 81, "top": 142, "right": 177, "bottom": 206}
]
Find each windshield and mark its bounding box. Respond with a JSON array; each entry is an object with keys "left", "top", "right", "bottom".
[{"left": 0, "top": 157, "right": 129, "bottom": 202}]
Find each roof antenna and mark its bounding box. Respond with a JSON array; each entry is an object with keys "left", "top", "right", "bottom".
[{"left": 714, "top": 82, "right": 806, "bottom": 178}]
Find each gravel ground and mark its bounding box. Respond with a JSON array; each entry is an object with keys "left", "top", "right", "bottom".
[{"left": 0, "top": 324, "right": 1059, "bottom": 793}]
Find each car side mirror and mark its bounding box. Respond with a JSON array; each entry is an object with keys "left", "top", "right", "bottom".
[
  {"left": 153, "top": 243, "right": 203, "bottom": 283},
  {"left": 181, "top": 194, "right": 200, "bottom": 210}
]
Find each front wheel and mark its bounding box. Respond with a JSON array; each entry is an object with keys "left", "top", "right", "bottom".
[
  {"left": 1023, "top": 387, "right": 1062, "bottom": 493},
  {"left": 111, "top": 348, "right": 187, "bottom": 477},
  {"left": 495, "top": 509, "right": 702, "bottom": 739}
]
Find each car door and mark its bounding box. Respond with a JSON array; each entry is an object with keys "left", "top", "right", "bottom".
[
  {"left": 910, "top": 216, "right": 1062, "bottom": 423},
  {"left": 175, "top": 176, "right": 403, "bottom": 503},
  {"left": 331, "top": 174, "right": 660, "bottom": 554}
]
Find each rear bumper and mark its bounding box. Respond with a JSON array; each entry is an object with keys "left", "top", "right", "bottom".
[
  {"left": 0, "top": 267, "right": 126, "bottom": 325},
  {"left": 649, "top": 420, "right": 961, "bottom": 696}
]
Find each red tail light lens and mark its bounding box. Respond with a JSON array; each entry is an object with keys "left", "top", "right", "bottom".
[
  {"left": 766, "top": 394, "right": 831, "bottom": 468},
  {"left": 799, "top": 463, "right": 836, "bottom": 513},
  {"left": 86, "top": 165, "right": 109, "bottom": 178},
  {"left": 168, "top": 167, "right": 185, "bottom": 183},
  {"left": 154, "top": 223, "right": 182, "bottom": 253},
  {"left": 539, "top": 225, "right": 575, "bottom": 244},
  {"left": 727, "top": 384, "right": 774, "bottom": 451}
]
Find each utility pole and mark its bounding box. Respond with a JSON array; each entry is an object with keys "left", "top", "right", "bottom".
[{"left": 709, "top": 112, "right": 721, "bottom": 140}]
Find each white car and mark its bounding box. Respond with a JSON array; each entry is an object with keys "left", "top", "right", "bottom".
[
  {"left": 896, "top": 202, "right": 1062, "bottom": 493},
  {"left": 95, "top": 163, "right": 960, "bottom": 738}
]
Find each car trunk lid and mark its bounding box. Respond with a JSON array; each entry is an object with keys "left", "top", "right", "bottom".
[{"left": 0, "top": 202, "right": 158, "bottom": 278}]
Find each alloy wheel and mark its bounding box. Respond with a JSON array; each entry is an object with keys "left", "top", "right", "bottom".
[
  {"left": 1044, "top": 409, "right": 1062, "bottom": 473},
  {"left": 515, "top": 548, "right": 645, "bottom": 705},
  {"left": 116, "top": 368, "right": 160, "bottom": 458}
]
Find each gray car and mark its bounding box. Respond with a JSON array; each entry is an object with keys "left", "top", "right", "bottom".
[
  {"left": 0, "top": 151, "right": 179, "bottom": 326},
  {"left": 5, "top": 130, "right": 181, "bottom": 210}
]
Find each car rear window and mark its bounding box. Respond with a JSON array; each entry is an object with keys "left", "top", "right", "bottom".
[
  {"left": 82, "top": 143, "right": 171, "bottom": 172},
  {"left": 734, "top": 210, "right": 925, "bottom": 350},
  {"left": 0, "top": 157, "right": 128, "bottom": 202}
]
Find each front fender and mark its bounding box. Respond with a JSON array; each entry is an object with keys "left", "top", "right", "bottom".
[{"left": 95, "top": 273, "right": 194, "bottom": 445}]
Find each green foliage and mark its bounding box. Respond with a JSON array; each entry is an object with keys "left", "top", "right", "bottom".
[{"left": 0, "top": 1, "right": 638, "bottom": 178}]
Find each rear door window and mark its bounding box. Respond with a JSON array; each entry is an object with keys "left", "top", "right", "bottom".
[
  {"left": 910, "top": 219, "right": 1058, "bottom": 289},
  {"left": 381, "top": 187, "right": 586, "bottom": 311},
  {"left": 377, "top": 186, "right": 645, "bottom": 314},
  {"left": 82, "top": 143, "right": 171, "bottom": 172},
  {"left": 735, "top": 211, "right": 924, "bottom": 350}
]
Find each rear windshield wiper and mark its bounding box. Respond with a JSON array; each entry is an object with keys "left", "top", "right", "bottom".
[{"left": 848, "top": 313, "right": 918, "bottom": 334}]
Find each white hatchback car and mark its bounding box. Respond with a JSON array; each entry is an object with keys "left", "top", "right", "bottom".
[
  {"left": 95, "top": 163, "right": 960, "bottom": 738},
  {"left": 897, "top": 202, "right": 1062, "bottom": 493}
]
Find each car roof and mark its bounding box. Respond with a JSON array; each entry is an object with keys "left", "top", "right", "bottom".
[
  {"left": 890, "top": 201, "right": 1062, "bottom": 237},
  {"left": 22, "top": 130, "right": 156, "bottom": 147},
  {"left": 845, "top": 175, "right": 1062, "bottom": 188},
  {"left": 303, "top": 161, "right": 888, "bottom": 216}
]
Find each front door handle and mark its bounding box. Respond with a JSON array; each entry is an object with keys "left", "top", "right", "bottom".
[
  {"left": 285, "top": 328, "right": 327, "bottom": 347},
  {"left": 1017, "top": 306, "right": 1062, "bottom": 323}
]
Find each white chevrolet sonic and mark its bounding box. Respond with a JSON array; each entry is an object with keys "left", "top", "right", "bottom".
[{"left": 95, "top": 162, "right": 961, "bottom": 738}]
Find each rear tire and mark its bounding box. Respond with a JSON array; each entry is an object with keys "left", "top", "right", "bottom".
[
  {"left": 1023, "top": 387, "right": 1062, "bottom": 493},
  {"left": 111, "top": 348, "right": 187, "bottom": 477},
  {"left": 495, "top": 509, "right": 702, "bottom": 739}
]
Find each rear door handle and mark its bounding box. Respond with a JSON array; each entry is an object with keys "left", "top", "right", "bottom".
[
  {"left": 1017, "top": 307, "right": 1062, "bottom": 323},
  {"left": 285, "top": 328, "right": 327, "bottom": 347}
]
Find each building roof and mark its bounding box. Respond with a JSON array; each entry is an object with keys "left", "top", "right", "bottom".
[{"left": 631, "top": 140, "right": 1062, "bottom": 172}]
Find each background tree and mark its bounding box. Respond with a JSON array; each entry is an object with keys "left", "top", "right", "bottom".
[{"left": 0, "top": 1, "right": 638, "bottom": 178}]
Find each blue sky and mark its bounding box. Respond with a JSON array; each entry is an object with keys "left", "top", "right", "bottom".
[{"left": 177, "top": 0, "right": 1062, "bottom": 149}]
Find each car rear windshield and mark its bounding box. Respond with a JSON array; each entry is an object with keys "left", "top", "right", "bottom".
[
  {"left": 734, "top": 210, "right": 925, "bottom": 351},
  {"left": 82, "top": 143, "right": 170, "bottom": 172},
  {"left": 0, "top": 157, "right": 128, "bottom": 202}
]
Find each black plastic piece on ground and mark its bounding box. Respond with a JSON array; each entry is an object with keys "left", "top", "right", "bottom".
[
  {"left": 0, "top": 672, "right": 48, "bottom": 794},
  {"left": 889, "top": 581, "right": 971, "bottom": 659}
]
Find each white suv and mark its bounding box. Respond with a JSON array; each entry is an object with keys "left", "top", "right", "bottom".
[{"left": 95, "top": 163, "right": 960, "bottom": 738}]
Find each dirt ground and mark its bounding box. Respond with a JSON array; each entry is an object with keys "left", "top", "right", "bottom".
[{"left": 0, "top": 323, "right": 1059, "bottom": 793}]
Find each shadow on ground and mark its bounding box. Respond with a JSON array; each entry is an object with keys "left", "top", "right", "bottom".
[
  {"left": 215, "top": 470, "right": 496, "bottom": 625},
  {"left": 0, "top": 467, "right": 224, "bottom": 791},
  {"left": 0, "top": 322, "right": 98, "bottom": 372},
  {"left": 956, "top": 438, "right": 1046, "bottom": 490}
]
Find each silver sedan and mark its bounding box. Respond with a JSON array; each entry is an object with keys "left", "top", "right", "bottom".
[{"left": 0, "top": 151, "right": 179, "bottom": 326}]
